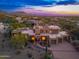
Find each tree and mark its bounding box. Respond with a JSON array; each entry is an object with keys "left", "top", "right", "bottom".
[
  {"left": 11, "top": 33, "right": 28, "bottom": 49},
  {"left": 1, "top": 16, "right": 17, "bottom": 24},
  {"left": 59, "top": 20, "right": 77, "bottom": 31},
  {"left": 59, "top": 19, "right": 79, "bottom": 40},
  {"left": 10, "top": 23, "right": 26, "bottom": 29},
  {"left": 42, "top": 18, "right": 51, "bottom": 24},
  {"left": 3, "top": 27, "right": 12, "bottom": 40},
  {"left": 23, "top": 21, "right": 34, "bottom": 28}
]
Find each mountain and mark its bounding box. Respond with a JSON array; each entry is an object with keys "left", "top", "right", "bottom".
[{"left": 11, "top": 8, "right": 79, "bottom": 16}]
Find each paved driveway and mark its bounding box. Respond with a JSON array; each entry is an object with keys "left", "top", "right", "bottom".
[{"left": 50, "top": 42, "right": 79, "bottom": 59}]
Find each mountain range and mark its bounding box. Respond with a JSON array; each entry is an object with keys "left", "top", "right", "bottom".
[{"left": 11, "top": 8, "right": 79, "bottom": 16}]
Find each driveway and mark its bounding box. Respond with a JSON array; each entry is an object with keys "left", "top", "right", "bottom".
[{"left": 50, "top": 42, "right": 79, "bottom": 59}]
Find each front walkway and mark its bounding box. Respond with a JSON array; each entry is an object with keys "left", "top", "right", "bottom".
[{"left": 50, "top": 42, "right": 79, "bottom": 59}]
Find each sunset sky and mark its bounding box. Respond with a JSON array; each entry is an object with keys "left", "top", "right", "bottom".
[{"left": 0, "top": 0, "right": 79, "bottom": 15}]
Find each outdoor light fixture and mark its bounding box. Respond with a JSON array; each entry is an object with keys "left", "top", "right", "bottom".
[
  {"left": 31, "top": 36, "right": 36, "bottom": 41},
  {"left": 41, "top": 36, "right": 46, "bottom": 41}
]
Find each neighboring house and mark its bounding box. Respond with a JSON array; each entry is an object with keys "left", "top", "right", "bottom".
[
  {"left": 0, "top": 23, "right": 5, "bottom": 32},
  {"left": 16, "top": 17, "right": 23, "bottom": 23},
  {"left": 0, "top": 22, "right": 9, "bottom": 33}
]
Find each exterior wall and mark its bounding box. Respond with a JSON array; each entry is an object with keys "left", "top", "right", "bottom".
[{"left": 49, "top": 36, "right": 69, "bottom": 45}]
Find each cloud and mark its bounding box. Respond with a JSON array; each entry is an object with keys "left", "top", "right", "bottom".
[
  {"left": 34, "top": 5, "right": 79, "bottom": 11},
  {"left": 14, "top": 5, "right": 79, "bottom": 15},
  {"left": 35, "top": 5, "right": 79, "bottom": 14},
  {"left": 0, "top": 0, "right": 79, "bottom": 11}
]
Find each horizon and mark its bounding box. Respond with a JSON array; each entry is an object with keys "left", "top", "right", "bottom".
[{"left": 0, "top": 0, "right": 79, "bottom": 16}]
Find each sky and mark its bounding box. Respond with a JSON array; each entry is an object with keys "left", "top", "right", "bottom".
[{"left": 0, "top": 0, "right": 79, "bottom": 15}]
